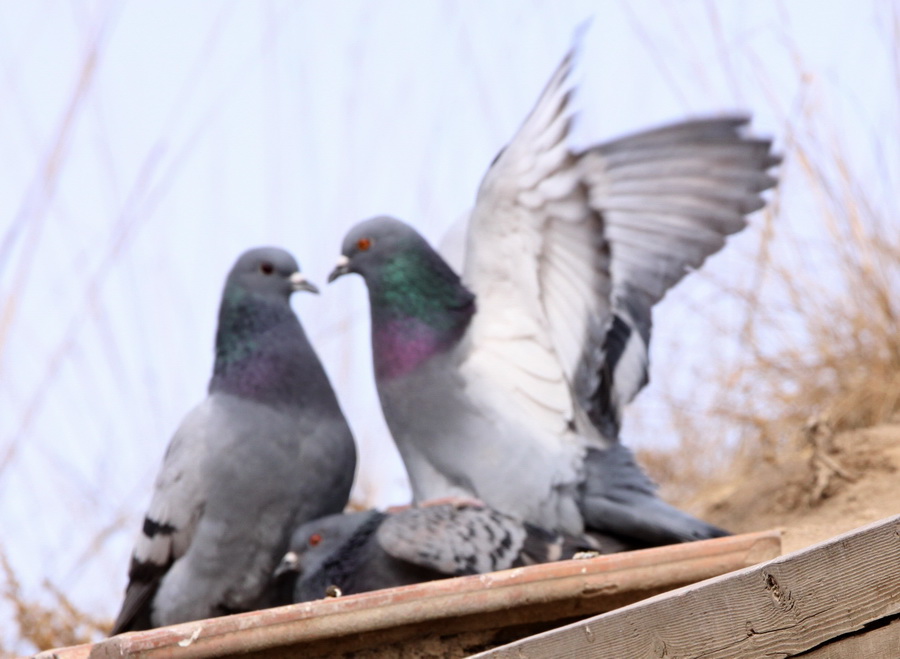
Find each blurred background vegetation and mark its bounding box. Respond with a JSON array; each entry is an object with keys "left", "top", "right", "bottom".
[{"left": 1, "top": 1, "right": 897, "bottom": 654}]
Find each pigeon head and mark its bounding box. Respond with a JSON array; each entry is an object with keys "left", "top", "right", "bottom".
[
  {"left": 329, "top": 217, "right": 476, "bottom": 380},
  {"left": 226, "top": 247, "right": 318, "bottom": 301},
  {"left": 210, "top": 247, "right": 319, "bottom": 402},
  {"left": 276, "top": 511, "right": 384, "bottom": 596},
  {"left": 327, "top": 216, "right": 422, "bottom": 283}
]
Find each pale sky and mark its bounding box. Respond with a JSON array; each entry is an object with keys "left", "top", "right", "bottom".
[{"left": 0, "top": 1, "right": 896, "bottom": 648}]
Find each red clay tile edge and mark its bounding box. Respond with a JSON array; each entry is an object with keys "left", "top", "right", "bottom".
[{"left": 36, "top": 529, "right": 781, "bottom": 659}]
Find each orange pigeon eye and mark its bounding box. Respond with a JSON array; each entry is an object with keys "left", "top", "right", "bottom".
[
  {"left": 309, "top": 533, "right": 322, "bottom": 547},
  {"left": 259, "top": 262, "right": 275, "bottom": 275},
  {"left": 356, "top": 238, "right": 372, "bottom": 251}
]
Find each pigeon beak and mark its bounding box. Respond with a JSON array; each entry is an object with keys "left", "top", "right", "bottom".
[
  {"left": 289, "top": 272, "right": 319, "bottom": 295},
  {"left": 327, "top": 255, "right": 351, "bottom": 283},
  {"left": 274, "top": 550, "right": 300, "bottom": 578}
]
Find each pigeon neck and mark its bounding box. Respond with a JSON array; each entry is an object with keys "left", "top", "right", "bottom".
[
  {"left": 369, "top": 251, "right": 475, "bottom": 380},
  {"left": 209, "top": 288, "right": 314, "bottom": 407}
]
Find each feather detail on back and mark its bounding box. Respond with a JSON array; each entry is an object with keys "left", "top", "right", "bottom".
[{"left": 379, "top": 503, "right": 530, "bottom": 574}]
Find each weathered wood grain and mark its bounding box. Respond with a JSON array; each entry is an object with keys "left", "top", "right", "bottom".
[
  {"left": 476, "top": 515, "right": 900, "bottom": 659},
  {"left": 801, "top": 616, "right": 900, "bottom": 658}
]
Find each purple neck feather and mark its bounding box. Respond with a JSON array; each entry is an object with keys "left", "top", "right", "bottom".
[{"left": 374, "top": 317, "right": 455, "bottom": 380}]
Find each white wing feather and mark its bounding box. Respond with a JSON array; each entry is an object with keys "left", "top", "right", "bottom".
[{"left": 461, "top": 38, "right": 612, "bottom": 444}]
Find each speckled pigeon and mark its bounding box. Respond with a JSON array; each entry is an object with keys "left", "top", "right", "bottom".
[
  {"left": 328, "top": 39, "right": 778, "bottom": 546},
  {"left": 274, "top": 502, "right": 595, "bottom": 602},
  {"left": 111, "top": 247, "right": 357, "bottom": 634}
]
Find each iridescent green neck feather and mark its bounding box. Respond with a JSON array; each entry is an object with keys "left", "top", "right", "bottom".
[{"left": 369, "top": 248, "right": 475, "bottom": 380}]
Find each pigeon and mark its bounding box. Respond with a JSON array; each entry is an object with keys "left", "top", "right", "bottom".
[
  {"left": 111, "top": 247, "right": 357, "bottom": 634},
  {"left": 328, "top": 38, "right": 778, "bottom": 546},
  {"left": 274, "top": 502, "right": 596, "bottom": 603}
]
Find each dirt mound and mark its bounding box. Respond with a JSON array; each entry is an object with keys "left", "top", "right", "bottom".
[{"left": 685, "top": 422, "right": 900, "bottom": 553}]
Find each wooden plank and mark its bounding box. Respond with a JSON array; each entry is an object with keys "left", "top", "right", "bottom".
[
  {"left": 801, "top": 616, "right": 900, "bottom": 658},
  {"left": 475, "top": 515, "right": 900, "bottom": 659},
  {"left": 37, "top": 530, "right": 779, "bottom": 659}
]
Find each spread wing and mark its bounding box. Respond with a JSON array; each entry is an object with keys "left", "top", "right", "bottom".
[
  {"left": 460, "top": 35, "right": 612, "bottom": 450},
  {"left": 460, "top": 32, "right": 780, "bottom": 445},
  {"left": 110, "top": 402, "right": 210, "bottom": 635}
]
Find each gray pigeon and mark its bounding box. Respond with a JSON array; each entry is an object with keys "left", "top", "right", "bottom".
[
  {"left": 328, "top": 40, "right": 778, "bottom": 546},
  {"left": 274, "top": 502, "right": 596, "bottom": 602},
  {"left": 111, "top": 247, "right": 357, "bottom": 634}
]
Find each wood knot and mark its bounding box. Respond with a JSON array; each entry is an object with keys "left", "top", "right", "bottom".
[
  {"left": 653, "top": 639, "right": 667, "bottom": 657},
  {"left": 763, "top": 571, "right": 794, "bottom": 610}
]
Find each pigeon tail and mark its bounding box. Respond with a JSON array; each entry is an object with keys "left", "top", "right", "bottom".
[{"left": 579, "top": 444, "right": 729, "bottom": 546}]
